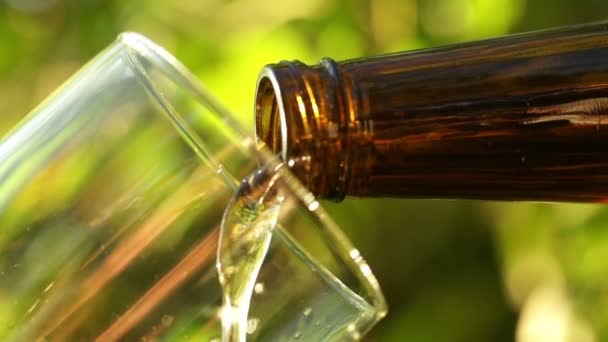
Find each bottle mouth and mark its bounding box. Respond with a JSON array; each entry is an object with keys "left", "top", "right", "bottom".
[
  {"left": 254, "top": 60, "right": 354, "bottom": 201},
  {"left": 255, "top": 70, "right": 288, "bottom": 161}
]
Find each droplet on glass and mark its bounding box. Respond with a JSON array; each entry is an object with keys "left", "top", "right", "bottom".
[
  {"left": 247, "top": 317, "right": 260, "bottom": 335},
  {"left": 347, "top": 323, "right": 360, "bottom": 339},
  {"left": 254, "top": 282, "right": 265, "bottom": 295}
]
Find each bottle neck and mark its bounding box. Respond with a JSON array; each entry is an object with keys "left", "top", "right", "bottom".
[{"left": 254, "top": 59, "right": 373, "bottom": 200}]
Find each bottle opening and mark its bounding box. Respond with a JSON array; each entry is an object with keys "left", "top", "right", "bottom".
[
  {"left": 255, "top": 75, "right": 286, "bottom": 160},
  {"left": 254, "top": 61, "right": 352, "bottom": 200}
]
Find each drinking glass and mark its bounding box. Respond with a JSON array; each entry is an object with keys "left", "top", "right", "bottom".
[{"left": 0, "top": 32, "right": 386, "bottom": 341}]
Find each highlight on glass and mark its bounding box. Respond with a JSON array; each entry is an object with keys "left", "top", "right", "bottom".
[{"left": 0, "top": 32, "right": 386, "bottom": 341}]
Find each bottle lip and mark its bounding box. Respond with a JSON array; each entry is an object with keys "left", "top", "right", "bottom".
[
  {"left": 254, "top": 66, "right": 289, "bottom": 162},
  {"left": 254, "top": 60, "right": 355, "bottom": 201}
]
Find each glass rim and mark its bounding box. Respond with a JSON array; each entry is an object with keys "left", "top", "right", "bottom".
[{"left": 117, "top": 31, "right": 387, "bottom": 320}]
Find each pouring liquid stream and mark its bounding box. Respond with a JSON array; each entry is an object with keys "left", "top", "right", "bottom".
[
  {"left": 216, "top": 165, "right": 380, "bottom": 341},
  {"left": 217, "top": 167, "right": 284, "bottom": 342}
]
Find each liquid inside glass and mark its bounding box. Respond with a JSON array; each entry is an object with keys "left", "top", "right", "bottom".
[
  {"left": 217, "top": 169, "right": 283, "bottom": 342},
  {"left": 217, "top": 166, "right": 377, "bottom": 341}
]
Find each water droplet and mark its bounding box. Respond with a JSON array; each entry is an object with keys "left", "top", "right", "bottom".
[
  {"left": 307, "top": 201, "right": 319, "bottom": 211},
  {"left": 254, "top": 282, "right": 265, "bottom": 294},
  {"left": 360, "top": 263, "right": 372, "bottom": 277},
  {"left": 314, "top": 320, "right": 321, "bottom": 326},
  {"left": 303, "top": 307, "right": 312, "bottom": 317},
  {"left": 347, "top": 323, "right": 360, "bottom": 338},
  {"left": 521, "top": 156, "right": 527, "bottom": 164},
  {"left": 247, "top": 317, "right": 260, "bottom": 334},
  {"left": 293, "top": 331, "right": 302, "bottom": 339}
]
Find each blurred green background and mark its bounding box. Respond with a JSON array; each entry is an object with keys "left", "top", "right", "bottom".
[{"left": 2, "top": 0, "right": 608, "bottom": 341}]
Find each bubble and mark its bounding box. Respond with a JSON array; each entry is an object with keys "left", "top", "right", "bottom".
[
  {"left": 347, "top": 323, "right": 360, "bottom": 339},
  {"left": 307, "top": 201, "right": 319, "bottom": 211},
  {"left": 254, "top": 282, "right": 265, "bottom": 295},
  {"left": 308, "top": 201, "right": 319, "bottom": 211}
]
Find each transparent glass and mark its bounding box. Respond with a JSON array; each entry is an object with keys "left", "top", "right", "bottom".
[{"left": 0, "top": 33, "right": 386, "bottom": 341}]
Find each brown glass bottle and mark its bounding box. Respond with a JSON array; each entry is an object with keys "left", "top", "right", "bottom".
[{"left": 255, "top": 22, "right": 608, "bottom": 202}]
